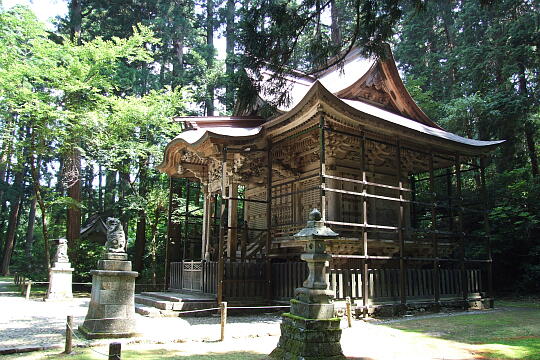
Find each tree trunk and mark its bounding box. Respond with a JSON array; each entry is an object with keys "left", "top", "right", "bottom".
[
  {"left": 98, "top": 164, "right": 103, "bottom": 212},
  {"left": 69, "top": 0, "right": 82, "bottom": 44},
  {"left": 105, "top": 170, "right": 117, "bottom": 211},
  {"left": 330, "top": 0, "right": 341, "bottom": 46},
  {"left": 517, "top": 63, "right": 538, "bottom": 177},
  {"left": 525, "top": 124, "right": 539, "bottom": 177},
  {"left": 149, "top": 204, "right": 165, "bottom": 285},
  {"left": 66, "top": 148, "right": 81, "bottom": 263},
  {"left": 206, "top": 0, "right": 215, "bottom": 116},
  {"left": 119, "top": 161, "right": 130, "bottom": 235},
  {"left": 0, "top": 171, "right": 24, "bottom": 276},
  {"left": 225, "top": 0, "right": 235, "bottom": 111},
  {"left": 25, "top": 191, "right": 37, "bottom": 272},
  {"left": 133, "top": 157, "right": 148, "bottom": 272}
]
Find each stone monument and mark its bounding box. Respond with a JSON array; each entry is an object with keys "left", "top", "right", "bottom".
[
  {"left": 79, "top": 217, "right": 139, "bottom": 339},
  {"left": 269, "top": 209, "right": 346, "bottom": 360},
  {"left": 45, "top": 238, "right": 74, "bottom": 301}
]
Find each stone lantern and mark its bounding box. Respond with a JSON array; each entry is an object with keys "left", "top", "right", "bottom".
[{"left": 269, "top": 209, "right": 346, "bottom": 360}]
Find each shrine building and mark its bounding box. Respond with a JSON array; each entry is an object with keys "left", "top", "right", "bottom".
[{"left": 157, "top": 46, "right": 502, "bottom": 312}]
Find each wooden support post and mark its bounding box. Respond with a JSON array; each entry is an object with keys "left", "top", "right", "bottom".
[
  {"left": 227, "top": 183, "right": 238, "bottom": 260},
  {"left": 455, "top": 155, "right": 467, "bottom": 304},
  {"left": 480, "top": 156, "right": 494, "bottom": 308},
  {"left": 361, "top": 134, "right": 369, "bottom": 318},
  {"left": 241, "top": 222, "right": 247, "bottom": 261},
  {"left": 164, "top": 176, "right": 174, "bottom": 290},
  {"left": 429, "top": 153, "right": 440, "bottom": 305},
  {"left": 346, "top": 296, "right": 352, "bottom": 327},
  {"left": 265, "top": 143, "right": 273, "bottom": 300},
  {"left": 183, "top": 179, "right": 191, "bottom": 259},
  {"left": 220, "top": 301, "right": 228, "bottom": 341},
  {"left": 25, "top": 280, "right": 32, "bottom": 300},
  {"left": 217, "top": 149, "right": 228, "bottom": 304},
  {"left": 201, "top": 186, "right": 210, "bottom": 260},
  {"left": 397, "top": 141, "right": 406, "bottom": 307},
  {"left": 13, "top": 273, "right": 18, "bottom": 285},
  {"left": 319, "top": 114, "right": 327, "bottom": 220},
  {"left": 108, "top": 342, "right": 121, "bottom": 360},
  {"left": 65, "top": 315, "right": 73, "bottom": 354}
]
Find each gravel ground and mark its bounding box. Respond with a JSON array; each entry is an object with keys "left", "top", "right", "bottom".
[{"left": 0, "top": 278, "right": 481, "bottom": 359}]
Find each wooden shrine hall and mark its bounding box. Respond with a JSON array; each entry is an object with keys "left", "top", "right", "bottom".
[{"left": 157, "top": 46, "right": 503, "bottom": 312}]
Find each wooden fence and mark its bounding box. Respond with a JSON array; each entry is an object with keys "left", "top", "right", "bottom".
[
  {"left": 271, "top": 262, "right": 484, "bottom": 302},
  {"left": 171, "top": 260, "right": 485, "bottom": 303}
]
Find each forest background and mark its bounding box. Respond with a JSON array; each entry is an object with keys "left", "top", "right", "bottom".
[{"left": 0, "top": 0, "right": 538, "bottom": 294}]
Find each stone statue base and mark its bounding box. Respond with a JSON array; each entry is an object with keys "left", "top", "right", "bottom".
[
  {"left": 45, "top": 262, "right": 74, "bottom": 301},
  {"left": 79, "top": 259, "right": 139, "bottom": 339}
]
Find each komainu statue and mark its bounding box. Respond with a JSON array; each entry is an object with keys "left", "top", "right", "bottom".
[
  {"left": 105, "top": 217, "right": 126, "bottom": 253},
  {"left": 53, "top": 238, "right": 69, "bottom": 263}
]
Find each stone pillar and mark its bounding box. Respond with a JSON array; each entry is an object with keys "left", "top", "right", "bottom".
[
  {"left": 45, "top": 238, "right": 73, "bottom": 301},
  {"left": 269, "top": 209, "right": 346, "bottom": 360},
  {"left": 79, "top": 218, "right": 139, "bottom": 339}
]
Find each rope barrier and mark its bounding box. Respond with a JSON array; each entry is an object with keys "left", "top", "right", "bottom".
[
  {"left": 226, "top": 305, "right": 291, "bottom": 310},
  {"left": 65, "top": 320, "right": 113, "bottom": 357}
]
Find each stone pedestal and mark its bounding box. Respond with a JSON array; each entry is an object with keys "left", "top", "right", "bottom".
[
  {"left": 79, "top": 254, "right": 139, "bottom": 339},
  {"left": 45, "top": 262, "right": 74, "bottom": 301},
  {"left": 269, "top": 209, "right": 346, "bottom": 360}
]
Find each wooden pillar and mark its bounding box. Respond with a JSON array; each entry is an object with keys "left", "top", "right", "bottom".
[
  {"left": 480, "top": 156, "right": 494, "bottom": 307},
  {"left": 319, "top": 114, "right": 327, "bottom": 220},
  {"left": 429, "top": 153, "right": 440, "bottom": 304},
  {"left": 164, "top": 176, "right": 174, "bottom": 289},
  {"left": 397, "top": 141, "right": 406, "bottom": 306},
  {"left": 266, "top": 143, "right": 273, "bottom": 300},
  {"left": 360, "top": 134, "right": 369, "bottom": 317},
  {"left": 227, "top": 183, "right": 238, "bottom": 260},
  {"left": 218, "top": 148, "right": 228, "bottom": 304},
  {"left": 455, "top": 155, "right": 467, "bottom": 303},
  {"left": 183, "top": 179, "right": 191, "bottom": 259},
  {"left": 201, "top": 185, "right": 211, "bottom": 260}
]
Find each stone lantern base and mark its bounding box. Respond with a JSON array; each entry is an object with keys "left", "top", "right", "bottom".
[
  {"left": 269, "top": 313, "right": 345, "bottom": 360},
  {"left": 79, "top": 254, "right": 139, "bottom": 339}
]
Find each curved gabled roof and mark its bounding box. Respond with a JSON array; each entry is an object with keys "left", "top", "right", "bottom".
[{"left": 265, "top": 81, "right": 503, "bottom": 153}]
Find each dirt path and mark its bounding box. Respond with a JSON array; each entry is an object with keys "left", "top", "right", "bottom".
[{"left": 0, "top": 277, "right": 481, "bottom": 359}]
